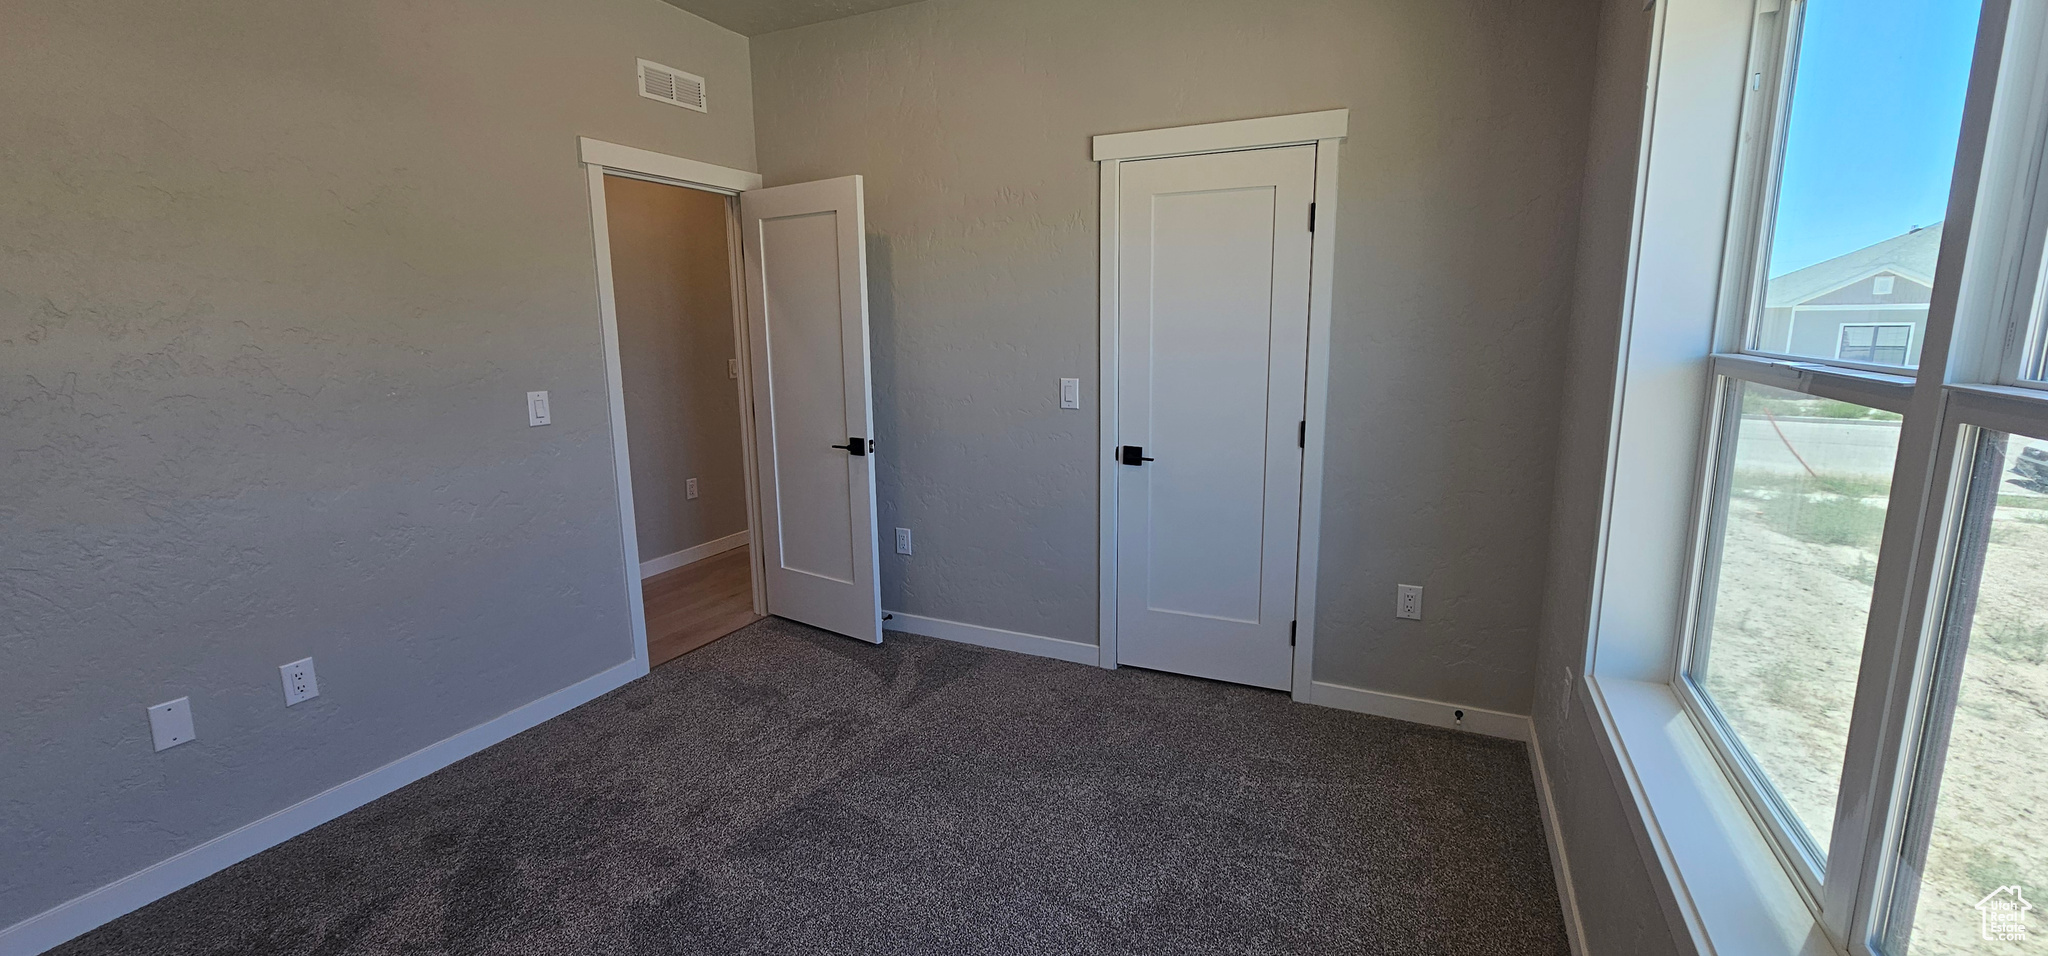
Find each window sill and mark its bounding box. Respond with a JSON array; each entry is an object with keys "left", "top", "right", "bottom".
[
  {"left": 1945, "top": 382, "right": 2048, "bottom": 438},
  {"left": 1581, "top": 675, "right": 1845, "bottom": 956},
  {"left": 1712, "top": 352, "right": 1916, "bottom": 413}
]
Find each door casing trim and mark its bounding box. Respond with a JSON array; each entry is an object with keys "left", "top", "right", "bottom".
[
  {"left": 1094, "top": 112, "right": 1346, "bottom": 698},
  {"left": 579, "top": 138, "right": 768, "bottom": 676}
]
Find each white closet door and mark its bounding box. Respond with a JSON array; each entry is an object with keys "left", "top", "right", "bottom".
[
  {"left": 1115, "top": 145, "right": 1316, "bottom": 690},
  {"left": 739, "top": 176, "right": 882, "bottom": 644}
]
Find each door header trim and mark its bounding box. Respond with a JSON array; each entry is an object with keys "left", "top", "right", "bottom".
[
  {"left": 578, "top": 137, "right": 763, "bottom": 193},
  {"left": 1091, "top": 109, "right": 1349, "bottom": 163}
]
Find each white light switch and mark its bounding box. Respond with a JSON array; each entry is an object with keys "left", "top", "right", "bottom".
[
  {"left": 728, "top": 358, "right": 740, "bottom": 379},
  {"left": 527, "top": 390, "right": 551, "bottom": 426},
  {"left": 148, "top": 697, "right": 195, "bottom": 751},
  {"left": 895, "top": 527, "right": 913, "bottom": 555},
  {"left": 1059, "top": 378, "right": 1081, "bottom": 410},
  {"left": 686, "top": 477, "right": 700, "bottom": 500}
]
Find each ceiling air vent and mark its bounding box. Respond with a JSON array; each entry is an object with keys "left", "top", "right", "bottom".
[{"left": 637, "top": 59, "right": 707, "bottom": 113}]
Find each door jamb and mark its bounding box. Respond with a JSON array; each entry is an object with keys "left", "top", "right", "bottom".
[
  {"left": 1093, "top": 110, "right": 1347, "bottom": 700},
  {"left": 578, "top": 137, "right": 767, "bottom": 676}
]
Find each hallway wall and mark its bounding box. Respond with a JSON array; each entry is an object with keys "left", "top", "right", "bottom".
[{"left": 605, "top": 176, "right": 750, "bottom": 565}]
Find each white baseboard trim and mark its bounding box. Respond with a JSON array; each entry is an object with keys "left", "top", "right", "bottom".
[
  {"left": 639, "top": 530, "right": 748, "bottom": 579},
  {"left": 882, "top": 611, "right": 1099, "bottom": 665},
  {"left": 0, "top": 658, "right": 643, "bottom": 956},
  {"left": 1528, "top": 728, "right": 1592, "bottom": 956},
  {"left": 1304, "top": 680, "right": 1531, "bottom": 742}
]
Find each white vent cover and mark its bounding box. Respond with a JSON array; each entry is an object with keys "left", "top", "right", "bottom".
[{"left": 637, "top": 59, "right": 706, "bottom": 113}]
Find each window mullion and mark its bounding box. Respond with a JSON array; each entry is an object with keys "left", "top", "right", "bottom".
[{"left": 1827, "top": 1, "right": 2019, "bottom": 948}]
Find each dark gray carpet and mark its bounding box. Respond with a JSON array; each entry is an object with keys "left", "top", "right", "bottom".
[{"left": 55, "top": 618, "right": 1569, "bottom": 955}]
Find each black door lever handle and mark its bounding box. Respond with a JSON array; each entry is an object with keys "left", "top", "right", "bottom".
[
  {"left": 1118, "top": 445, "right": 1155, "bottom": 466},
  {"left": 830, "top": 438, "right": 869, "bottom": 457}
]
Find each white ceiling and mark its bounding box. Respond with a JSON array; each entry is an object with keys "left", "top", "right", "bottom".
[{"left": 660, "top": 0, "right": 930, "bottom": 36}]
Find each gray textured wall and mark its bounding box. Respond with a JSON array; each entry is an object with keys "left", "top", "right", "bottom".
[
  {"left": 1530, "top": 0, "right": 1688, "bottom": 952},
  {"left": 750, "top": 0, "right": 1601, "bottom": 712},
  {"left": 0, "top": 0, "right": 753, "bottom": 928},
  {"left": 606, "top": 176, "right": 750, "bottom": 563}
]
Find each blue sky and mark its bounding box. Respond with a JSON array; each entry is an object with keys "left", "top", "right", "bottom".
[{"left": 1767, "top": 0, "right": 1982, "bottom": 276}]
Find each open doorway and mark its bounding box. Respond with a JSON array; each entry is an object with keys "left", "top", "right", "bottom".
[
  {"left": 582, "top": 139, "right": 884, "bottom": 665},
  {"left": 602, "top": 172, "right": 761, "bottom": 667}
]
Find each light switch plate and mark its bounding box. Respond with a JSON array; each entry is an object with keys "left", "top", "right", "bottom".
[
  {"left": 895, "top": 527, "right": 913, "bottom": 555},
  {"left": 527, "top": 390, "right": 551, "bottom": 426},
  {"left": 728, "top": 358, "right": 740, "bottom": 379},
  {"left": 1059, "top": 378, "right": 1081, "bottom": 410},
  {"left": 148, "top": 697, "right": 196, "bottom": 751},
  {"left": 686, "top": 477, "right": 700, "bottom": 500}
]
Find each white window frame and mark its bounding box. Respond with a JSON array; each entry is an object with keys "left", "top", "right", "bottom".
[{"left": 1573, "top": 0, "right": 2048, "bottom": 953}]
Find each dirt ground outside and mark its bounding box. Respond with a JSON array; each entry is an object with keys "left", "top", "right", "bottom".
[{"left": 1698, "top": 408, "right": 2048, "bottom": 955}]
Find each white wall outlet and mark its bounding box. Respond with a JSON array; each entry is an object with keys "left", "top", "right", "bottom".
[
  {"left": 895, "top": 527, "right": 913, "bottom": 555},
  {"left": 686, "top": 477, "right": 700, "bottom": 500},
  {"left": 728, "top": 358, "right": 740, "bottom": 379},
  {"left": 1396, "top": 584, "right": 1424, "bottom": 621},
  {"left": 526, "top": 390, "right": 551, "bottom": 427},
  {"left": 280, "top": 658, "right": 319, "bottom": 706},
  {"left": 1059, "top": 377, "right": 1081, "bottom": 410},
  {"left": 148, "top": 697, "right": 195, "bottom": 751}
]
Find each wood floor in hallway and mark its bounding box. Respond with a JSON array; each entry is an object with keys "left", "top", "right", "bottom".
[{"left": 643, "top": 544, "right": 760, "bottom": 668}]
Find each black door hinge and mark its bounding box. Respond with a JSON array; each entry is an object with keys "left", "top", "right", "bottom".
[
  {"left": 1308, "top": 202, "right": 1316, "bottom": 233},
  {"left": 1298, "top": 420, "right": 1306, "bottom": 448},
  {"left": 1290, "top": 620, "right": 1298, "bottom": 646}
]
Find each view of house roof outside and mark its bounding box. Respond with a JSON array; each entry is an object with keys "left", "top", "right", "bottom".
[{"left": 1746, "top": 0, "right": 1978, "bottom": 369}]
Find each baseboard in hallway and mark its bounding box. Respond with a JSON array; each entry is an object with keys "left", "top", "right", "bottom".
[{"left": 639, "top": 530, "right": 749, "bottom": 580}]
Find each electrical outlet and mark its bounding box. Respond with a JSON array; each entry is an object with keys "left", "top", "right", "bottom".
[
  {"left": 1059, "top": 377, "right": 1081, "bottom": 410},
  {"left": 895, "top": 527, "right": 913, "bottom": 555},
  {"left": 280, "top": 658, "right": 319, "bottom": 706},
  {"left": 728, "top": 358, "right": 740, "bottom": 379},
  {"left": 148, "top": 698, "right": 195, "bottom": 751},
  {"left": 686, "top": 477, "right": 700, "bottom": 500},
  {"left": 1396, "top": 584, "right": 1424, "bottom": 620},
  {"left": 526, "top": 390, "right": 551, "bottom": 427}
]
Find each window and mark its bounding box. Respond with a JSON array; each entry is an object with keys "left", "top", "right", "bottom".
[
  {"left": 1882, "top": 431, "right": 2048, "bottom": 954},
  {"left": 1690, "top": 382, "right": 1901, "bottom": 863},
  {"left": 1838, "top": 323, "right": 1914, "bottom": 365},
  {"left": 1680, "top": 0, "right": 1982, "bottom": 897},
  {"left": 1735, "top": 0, "right": 1975, "bottom": 371},
  {"left": 1577, "top": 0, "right": 2048, "bottom": 950}
]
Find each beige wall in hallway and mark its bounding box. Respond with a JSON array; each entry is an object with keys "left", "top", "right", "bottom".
[{"left": 605, "top": 176, "right": 750, "bottom": 564}]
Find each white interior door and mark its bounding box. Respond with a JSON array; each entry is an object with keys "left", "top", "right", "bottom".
[
  {"left": 1114, "top": 145, "right": 1316, "bottom": 690},
  {"left": 739, "top": 175, "right": 883, "bottom": 643}
]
